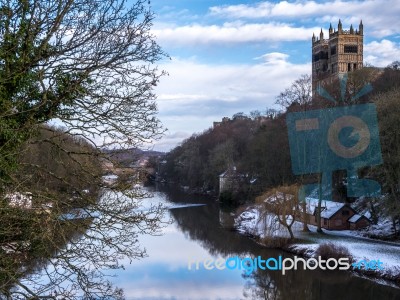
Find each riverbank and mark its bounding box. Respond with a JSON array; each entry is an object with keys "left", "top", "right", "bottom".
[{"left": 234, "top": 204, "right": 400, "bottom": 286}]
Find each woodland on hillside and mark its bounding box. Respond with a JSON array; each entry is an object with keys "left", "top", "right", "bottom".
[
  {"left": 160, "top": 63, "right": 400, "bottom": 230},
  {"left": 0, "top": 0, "right": 167, "bottom": 298}
]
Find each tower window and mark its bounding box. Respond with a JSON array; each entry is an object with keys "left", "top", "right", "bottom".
[
  {"left": 344, "top": 45, "right": 358, "bottom": 53},
  {"left": 312, "top": 51, "right": 328, "bottom": 62},
  {"left": 330, "top": 46, "right": 337, "bottom": 55}
]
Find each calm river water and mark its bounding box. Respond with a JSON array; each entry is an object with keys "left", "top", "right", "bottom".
[{"left": 108, "top": 184, "right": 400, "bottom": 300}]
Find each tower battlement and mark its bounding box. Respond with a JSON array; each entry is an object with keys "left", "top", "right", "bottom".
[{"left": 312, "top": 20, "right": 364, "bottom": 92}]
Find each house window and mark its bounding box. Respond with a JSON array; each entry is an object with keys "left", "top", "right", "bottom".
[
  {"left": 348, "top": 63, "right": 351, "bottom": 71},
  {"left": 354, "top": 63, "right": 357, "bottom": 70},
  {"left": 344, "top": 45, "right": 358, "bottom": 53},
  {"left": 324, "top": 219, "right": 327, "bottom": 225},
  {"left": 342, "top": 210, "right": 350, "bottom": 216}
]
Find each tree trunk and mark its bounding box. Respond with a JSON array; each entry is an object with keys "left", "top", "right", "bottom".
[
  {"left": 301, "top": 201, "right": 310, "bottom": 232},
  {"left": 287, "top": 225, "right": 294, "bottom": 240},
  {"left": 317, "top": 181, "right": 323, "bottom": 233},
  {"left": 316, "top": 199, "right": 323, "bottom": 233}
]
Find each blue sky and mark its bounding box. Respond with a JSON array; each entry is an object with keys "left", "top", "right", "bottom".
[{"left": 146, "top": 0, "right": 400, "bottom": 151}]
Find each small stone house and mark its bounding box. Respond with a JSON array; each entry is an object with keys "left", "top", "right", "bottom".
[{"left": 219, "top": 166, "right": 243, "bottom": 194}]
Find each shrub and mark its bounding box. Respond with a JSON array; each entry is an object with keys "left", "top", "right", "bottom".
[
  {"left": 260, "top": 236, "right": 293, "bottom": 248},
  {"left": 315, "top": 242, "right": 353, "bottom": 262}
]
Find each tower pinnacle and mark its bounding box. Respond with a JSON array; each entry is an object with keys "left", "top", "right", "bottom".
[{"left": 359, "top": 20, "right": 363, "bottom": 35}]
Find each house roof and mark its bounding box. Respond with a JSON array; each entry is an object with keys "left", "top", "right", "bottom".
[
  {"left": 321, "top": 203, "right": 347, "bottom": 219},
  {"left": 304, "top": 197, "right": 341, "bottom": 214},
  {"left": 219, "top": 166, "right": 238, "bottom": 178},
  {"left": 348, "top": 214, "right": 362, "bottom": 223},
  {"left": 304, "top": 197, "right": 355, "bottom": 219},
  {"left": 348, "top": 214, "right": 371, "bottom": 223}
]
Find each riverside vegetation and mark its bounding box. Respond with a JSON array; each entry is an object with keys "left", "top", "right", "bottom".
[
  {"left": 160, "top": 64, "right": 400, "bottom": 240},
  {"left": 0, "top": 0, "right": 168, "bottom": 298}
]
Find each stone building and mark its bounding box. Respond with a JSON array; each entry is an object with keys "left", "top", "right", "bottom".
[
  {"left": 219, "top": 166, "right": 241, "bottom": 193},
  {"left": 312, "top": 20, "right": 364, "bottom": 91}
]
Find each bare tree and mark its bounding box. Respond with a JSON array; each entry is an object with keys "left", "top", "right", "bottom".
[
  {"left": 0, "top": 0, "right": 166, "bottom": 182},
  {"left": 0, "top": 125, "right": 169, "bottom": 299},
  {"left": 257, "top": 185, "right": 300, "bottom": 241},
  {"left": 372, "top": 88, "right": 400, "bottom": 235},
  {"left": 275, "top": 74, "right": 312, "bottom": 109},
  {"left": 0, "top": 0, "right": 168, "bottom": 298}
]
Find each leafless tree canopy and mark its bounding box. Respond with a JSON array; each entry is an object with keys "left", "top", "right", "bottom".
[
  {"left": 275, "top": 74, "right": 312, "bottom": 109},
  {"left": 0, "top": 0, "right": 166, "bottom": 149},
  {"left": 0, "top": 0, "right": 168, "bottom": 298}
]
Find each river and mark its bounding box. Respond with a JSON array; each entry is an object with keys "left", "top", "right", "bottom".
[{"left": 106, "top": 184, "right": 400, "bottom": 300}]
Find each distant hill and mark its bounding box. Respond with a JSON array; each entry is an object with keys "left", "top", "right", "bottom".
[{"left": 103, "top": 148, "right": 165, "bottom": 167}]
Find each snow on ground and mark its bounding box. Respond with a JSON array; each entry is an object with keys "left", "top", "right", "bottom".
[
  {"left": 234, "top": 206, "right": 263, "bottom": 236},
  {"left": 361, "top": 218, "right": 397, "bottom": 237},
  {"left": 6, "top": 192, "right": 33, "bottom": 209},
  {"left": 234, "top": 205, "right": 302, "bottom": 239},
  {"left": 235, "top": 205, "right": 400, "bottom": 274},
  {"left": 294, "top": 225, "right": 400, "bottom": 271},
  {"left": 102, "top": 174, "right": 118, "bottom": 183}
]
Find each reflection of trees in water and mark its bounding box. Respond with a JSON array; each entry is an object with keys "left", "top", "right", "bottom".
[
  {"left": 160, "top": 185, "right": 263, "bottom": 256},
  {"left": 162, "top": 186, "right": 400, "bottom": 300},
  {"left": 0, "top": 189, "right": 167, "bottom": 299},
  {"left": 243, "top": 265, "right": 400, "bottom": 300},
  {"left": 171, "top": 202, "right": 263, "bottom": 257}
]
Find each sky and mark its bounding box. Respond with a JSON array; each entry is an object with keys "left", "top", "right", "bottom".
[{"left": 146, "top": 0, "right": 400, "bottom": 152}]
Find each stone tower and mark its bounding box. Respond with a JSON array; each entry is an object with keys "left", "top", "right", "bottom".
[{"left": 312, "top": 20, "right": 364, "bottom": 92}]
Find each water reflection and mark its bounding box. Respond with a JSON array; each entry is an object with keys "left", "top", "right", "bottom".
[
  {"left": 4, "top": 184, "right": 400, "bottom": 299},
  {"left": 1, "top": 188, "right": 166, "bottom": 299},
  {"left": 121, "top": 184, "right": 400, "bottom": 300}
]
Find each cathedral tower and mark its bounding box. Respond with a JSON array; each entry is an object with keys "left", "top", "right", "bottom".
[{"left": 312, "top": 20, "right": 364, "bottom": 92}]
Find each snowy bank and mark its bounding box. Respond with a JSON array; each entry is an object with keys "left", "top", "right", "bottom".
[{"left": 234, "top": 205, "right": 400, "bottom": 285}]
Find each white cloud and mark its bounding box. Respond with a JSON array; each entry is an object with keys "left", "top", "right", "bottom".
[
  {"left": 364, "top": 39, "right": 400, "bottom": 67},
  {"left": 153, "top": 23, "right": 321, "bottom": 45},
  {"left": 210, "top": 1, "right": 322, "bottom": 18},
  {"left": 156, "top": 55, "right": 309, "bottom": 111},
  {"left": 148, "top": 1, "right": 400, "bottom": 151},
  {"left": 153, "top": 56, "right": 310, "bottom": 151},
  {"left": 256, "top": 52, "right": 289, "bottom": 64},
  {"left": 209, "top": 0, "right": 400, "bottom": 38}
]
